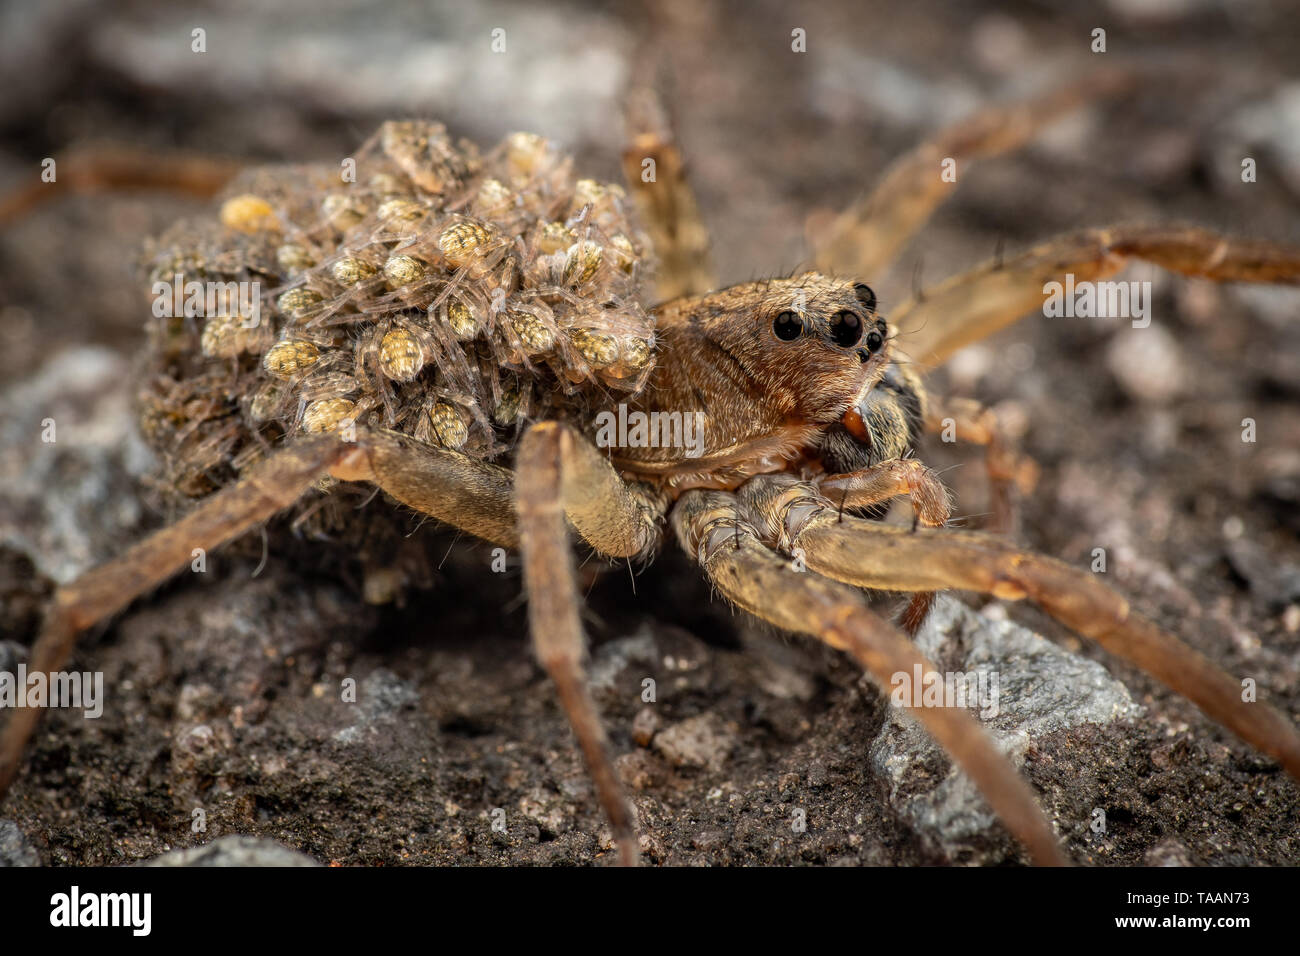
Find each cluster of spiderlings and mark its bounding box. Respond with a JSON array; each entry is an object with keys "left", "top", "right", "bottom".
[{"left": 140, "top": 121, "right": 655, "bottom": 496}]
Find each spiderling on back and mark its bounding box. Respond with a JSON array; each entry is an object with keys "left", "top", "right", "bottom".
[{"left": 139, "top": 120, "right": 656, "bottom": 499}]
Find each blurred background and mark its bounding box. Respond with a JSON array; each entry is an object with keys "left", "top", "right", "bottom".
[
  {"left": 1, "top": 0, "right": 1298, "bottom": 866},
  {"left": 2, "top": 0, "right": 1299, "bottom": 368}
]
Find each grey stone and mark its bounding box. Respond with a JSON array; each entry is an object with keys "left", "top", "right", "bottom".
[
  {"left": 653, "top": 713, "right": 738, "bottom": 771},
  {"left": 1223, "top": 81, "right": 1300, "bottom": 200},
  {"left": 1225, "top": 538, "right": 1300, "bottom": 611},
  {"left": 1105, "top": 324, "right": 1187, "bottom": 405},
  {"left": 86, "top": 5, "right": 631, "bottom": 148},
  {"left": 331, "top": 668, "right": 419, "bottom": 745},
  {"left": 0, "top": 819, "right": 38, "bottom": 866},
  {"left": 587, "top": 630, "right": 658, "bottom": 695},
  {"left": 868, "top": 595, "right": 1142, "bottom": 863},
  {"left": 1145, "top": 837, "right": 1196, "bottom": 867},
  {"left": 0, "top": 347, "right": 154, "bottom": 584},
  {"left": 142, "top": 835, "right": 320, "bottom": 867}
]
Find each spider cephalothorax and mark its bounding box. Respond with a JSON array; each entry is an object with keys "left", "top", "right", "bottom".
[
  {"left": 608, "top": 273, "right": 915, "bottom": 491},
  {"left": 4, "top": 71, "right": 1300, "bottom": 869}
]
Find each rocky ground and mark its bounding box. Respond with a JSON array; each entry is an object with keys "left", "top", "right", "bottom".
[{"left": 1, "top": 0, "right": 1298, "bottom": 866}]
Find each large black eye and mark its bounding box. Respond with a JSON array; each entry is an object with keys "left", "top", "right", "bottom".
[
  {"left": 828, "top": 310, "right": 863, "bottom": 348},
  {"left": 854, "top": 283, "right": 877, "bottom": 313},
  {"left": 773, "top": 310, "right": 803, "bottom": 341}
]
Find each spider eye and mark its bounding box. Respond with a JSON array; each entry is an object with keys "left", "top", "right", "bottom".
[
  {"left": 865, "top": 329, "right": 884, "bottom": 352},
  {"left": 854, "top": 283, "right": 877, "bottom": 313},
  {"left": 773, "top": 311, "right": 803, "bottom": 341},
  {"left": 828, "top": 310, "right": 863, "bottom": 348}
]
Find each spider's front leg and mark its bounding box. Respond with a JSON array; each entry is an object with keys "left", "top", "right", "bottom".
[
  {"left": 810, "top": 67, "right": 1137, "bottom": 278},
  {"left": 922, "top": 396, "right": 1039, "bottom": 536},
  {"left": 817, "top": 458, "right": 952, "bottom": 530},
  {"left": 745, "top": 477, "right": 1300, "bottom": 781},
  {"left": 671, "top": 486, "right": 1067, "bottom": 865},
  {"left": 892, "top": 225, "right": 1300, "bottom": 367},
  {"left": 515, "top": 421, "right": 665, "bottom": 867},
  {"left": 815, "top": 457, "right": 951, "bottom": 634}
]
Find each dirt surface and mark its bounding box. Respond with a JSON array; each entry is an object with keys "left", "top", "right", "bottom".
[{"left": 1, "top": 0, "right": 1299, "bottom": 866}]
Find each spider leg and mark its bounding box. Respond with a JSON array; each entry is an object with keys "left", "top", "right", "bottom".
[
  {"left": 748, "top": 476, "right": 1300, "bottom": 781},
  {"left": 622, "top": 85, "right": 716, "bottom": 300},
  {"left": 810, "top": 68, "right": 1136, "bottom": 278},
  {"left": 338, "top": 428, "right": 519, "bottom": 548},
  {"left": 817, "top": 458, "right": 952, "bottom": 529},
  {"left": 515, "top": 421, "right": 664, "bottom": 866},
  {"left": 0, "top": 433, "right": 350, "bottom": 795},
  {"left": 671, "top": 486, "right": 1067, "bottom": 865},
  {"left": 0, "top": 427, "right": 518, "bottom": 799},
  {"left": 0, "top": 145, "right": 238, "bottom": 226},
  {"left": 923, "top": 396, "right": 1040, "bottom": 536},
  {"left": 893, "top": 225, "right": 1300, "bottom": 367},
  {"left": 816, "top": 458, "right": 952, "bottom": 633}
]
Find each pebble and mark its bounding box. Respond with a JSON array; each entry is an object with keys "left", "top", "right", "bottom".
[
  {"left": 868, "top": 595, "right": 1142, "bottom": 863},
  {"left": 0, "top": 820, "right": 38, "bottom": 866},
  {"left": 653, "top": 713, "right": 737, "bottom": 771},
  {"left": 1105, "top": 324, "right": 1186, "bottom": 404},
  {"left": 141, "top": 835, "right": 319, "bottom": 867}
]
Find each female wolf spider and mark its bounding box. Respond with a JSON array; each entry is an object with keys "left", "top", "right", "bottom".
[{"left": 2, "top": 68, "right": 1299, "bottom": 867}]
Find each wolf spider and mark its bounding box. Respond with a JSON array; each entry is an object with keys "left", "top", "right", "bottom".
[{"left": 3, "top": 68, "right": 1300, "bottom": 868}]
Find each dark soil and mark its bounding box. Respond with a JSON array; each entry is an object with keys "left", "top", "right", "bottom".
[{"left": 1, "top": 0, "right": 1298, "bottom": 865}]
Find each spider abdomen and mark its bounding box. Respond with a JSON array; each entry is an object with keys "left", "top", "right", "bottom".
[{"left": 140, "top": 121, "right": 658, "bottom": 500}]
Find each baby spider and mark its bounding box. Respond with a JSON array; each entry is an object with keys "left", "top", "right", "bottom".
[{"left": 3, "top": 67, "right": 1300, "bottom": 867}]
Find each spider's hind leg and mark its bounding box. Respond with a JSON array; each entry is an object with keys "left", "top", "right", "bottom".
[
  {"left": 0, "top": 427, "right": 521, "bottom": 799},
  {"left": 0, "top": 145, "right": 239, "bottom": 226},
  {"left": 621, "top": 85, "right": 716, "bottom": 300},
  {"left": 0, "top": 433, "right": 355, "bottom": 795}
]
